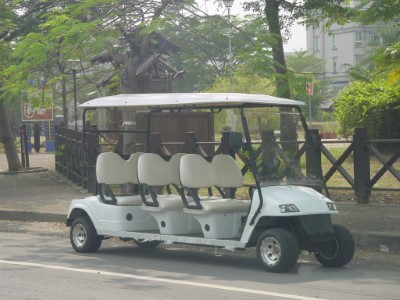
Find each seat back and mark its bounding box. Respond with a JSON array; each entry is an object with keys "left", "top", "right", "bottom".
[
  {"left": 138, "top": 153, "right": 184, "bottom": 186},
  {"left": 212, "top": 155, "right": 243, "bottom": 188},
  {"left": 96, "top": 152, "right": 140, "bottom": 185},
  {"left": 180, "top": 154, "right": 242, "bottom": 189},
  {"left": 167, "top": 153, "right": 185, "bottom": 186},
  {"left": 179, "top": 154, "right": 214, "bottom": 188}
]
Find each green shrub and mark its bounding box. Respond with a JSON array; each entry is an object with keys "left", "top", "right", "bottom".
[
  {"left": 319, "top": 111, "right": 335, "bottom": 122},
  {"left": 334, "top": 80, "right": 400, "bottom": 139}
]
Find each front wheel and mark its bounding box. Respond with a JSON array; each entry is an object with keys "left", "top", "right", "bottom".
[
  {"left": 256, "top": 228, "right": 299, "bottom": 273},
  {"left": 315, "top": 224, "right": 355, "bottom": 267},
  {"left": 70, "top": 216, "right": 102, "bottom": 253}
]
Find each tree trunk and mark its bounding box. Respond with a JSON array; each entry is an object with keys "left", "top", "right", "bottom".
[
  {"left": 264, "top": 0, "right": 298, "bottom": 155},
  {"left": 0, "top": 100, "right": 22, "bottom": 171},
  {"left": 264, "top": 0, "right": 290, "bottom": 99}
]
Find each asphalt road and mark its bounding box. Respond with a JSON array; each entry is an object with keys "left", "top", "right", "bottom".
[{"left": 0, "top": 224, "right": 399, "bottom": 300}]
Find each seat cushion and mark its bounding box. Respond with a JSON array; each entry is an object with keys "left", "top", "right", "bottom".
[
  {"left": 115, "top": 195, "right": 143, "bottom": 206},
  {"left": 142, "top": 195, "right": 185, "bottom": 209},
  {"left": 190, "top": 199, "right": 251, "bottom": 212}
]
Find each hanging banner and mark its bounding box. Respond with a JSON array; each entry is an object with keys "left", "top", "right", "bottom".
[{"left": 21, "top": 103, "right": 54, "bottom": 121}]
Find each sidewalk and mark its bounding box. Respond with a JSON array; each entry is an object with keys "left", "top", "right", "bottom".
[{"left": 0, "top": 153, "right": 399, "bottom": 253}]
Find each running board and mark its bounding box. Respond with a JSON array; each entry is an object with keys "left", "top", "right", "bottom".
[{"left": 97, "top": 229, "right": 247, "bottom": 249}]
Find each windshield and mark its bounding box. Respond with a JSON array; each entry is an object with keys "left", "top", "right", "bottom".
[{"left": 241, "top": 107, "right": 323, "bottom": 188}]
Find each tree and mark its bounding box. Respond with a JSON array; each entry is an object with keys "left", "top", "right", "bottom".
[
  {"left": 165, "top": 14, "right": 240, "bottom": 92},
  {"left": 0, "top": 0, "right": 63, "bottom": 171},
  {"left": 6, "top": 0, "right": 186, "bottom": 154},
  {"left": 0, "top": 2, "right": 20, "bottom": 170},
  {"left": 165, "top": 13, "right": 274, "bottom": 92}
]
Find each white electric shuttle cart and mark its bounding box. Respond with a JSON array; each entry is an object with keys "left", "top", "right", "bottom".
[{"left": 66, "top": 93, "right": 355, "bottom": 273}]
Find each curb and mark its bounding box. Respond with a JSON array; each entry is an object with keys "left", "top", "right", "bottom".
[
  {"left": 352, "top": 231, "right": 400, "bottom": 253},
  {"left": 0, "top": 167, "right": 49, "bottom": 175},
  {"left": 0, "top": 210, "right": 65, "bottom": 223}
]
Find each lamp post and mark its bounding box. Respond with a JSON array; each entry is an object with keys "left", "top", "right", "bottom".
[
  {"left": 222, "top": 0, "right": 235, "bottom": 130},
  {"left": 222, "top": 0, "right": 234, "bottom": 93},
  {"left": 67, "top": 59, "right": 80, "bottom": 130}
]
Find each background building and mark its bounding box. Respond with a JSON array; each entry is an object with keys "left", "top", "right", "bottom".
[{"left": 306, "top": 0, "right": 388, "bottom": 99}]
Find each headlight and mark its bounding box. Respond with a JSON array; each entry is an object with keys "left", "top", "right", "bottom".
[
  {"left": 326, "top": 202, "right": 337, "bottom": 211},
  {"left": 279, "top": 204, "right": 300, "bottom": 213}
]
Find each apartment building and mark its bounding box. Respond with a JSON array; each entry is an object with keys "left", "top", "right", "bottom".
[{"left": 306, "top": 1, "right": 388, "bottom": 97}]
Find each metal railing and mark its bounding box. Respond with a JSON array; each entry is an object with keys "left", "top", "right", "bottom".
[{"left": 54, "top": 126, "right": 399, "bottom": 203}]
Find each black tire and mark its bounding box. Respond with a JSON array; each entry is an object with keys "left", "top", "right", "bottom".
[
  {"left": 70, "top": 216, "right": 102, "bottom": 253},
  {"left": 315, "top": 224, "right": 355, "bottom": 267},
  {"left": 256, "top": 228, "right": 299, "bottom": 273},
  {"left": 136, "top": 240, "right": 162, "bottom": 248}
]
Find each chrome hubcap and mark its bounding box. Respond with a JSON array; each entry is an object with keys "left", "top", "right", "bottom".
[
  {"left": 72, "top": 223, "right": 87, "bottom": 248},
  {"left": 260, "top": 237, "right": 281, "bottom": 266}
]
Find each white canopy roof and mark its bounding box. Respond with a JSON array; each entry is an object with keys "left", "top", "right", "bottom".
[{"left": 80, "top": 93, "right": 305, "bottom": 109}]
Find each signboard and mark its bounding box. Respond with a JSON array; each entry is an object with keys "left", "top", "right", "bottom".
[
  {"left": 306, "top": 82, "right": 314, "bottom": 96},
  {"left": 21, "top": 103, "right": 54, "bottom": 121}
]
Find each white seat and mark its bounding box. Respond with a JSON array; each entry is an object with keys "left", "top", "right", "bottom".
[
  {"left": 138, "top": 153, "right": 184, "bottom": 208},
  {"left": 180, "top": 154, "right": 250, "bottom": 212},
  {"left": 94, "top": 152, "right": 158, "bottom": 232},
  {"left": 96, "top": 152, "right": 142, "bottom": 206},
  {"left": 137, "top": 153, "right": 201, "bottom": 235},
  {"left": 180, "top": 154, "right": 250, "bottom": 238}
]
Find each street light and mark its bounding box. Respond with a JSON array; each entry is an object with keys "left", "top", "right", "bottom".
[
  {"left": 222, "top": 0, "right": 235, "bottom": 130},
  {"left": 222, "top": 0, "right": 234, "bottom": 93},
  {"left": 67, "top": 59, "right": 80, "bottom": 130}
]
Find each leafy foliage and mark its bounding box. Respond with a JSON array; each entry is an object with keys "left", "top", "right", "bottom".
[
  {"left": 358, "top": 0, "right": 400, "bottom": 25},
  {"left": 165, "top": 14, "right": 235, "bottom": 92},
  {"left": 334, "top": 80, "right": 400, "bottom": 139},
  {"left": 165, "top": 14, "right": 273, "bottom": 92},
  {"left": 285, "top": 51, "right": 328, "bottom": 119}
]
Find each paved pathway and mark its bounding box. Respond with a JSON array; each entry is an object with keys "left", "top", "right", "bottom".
[{"left": 0, "top": 152, "right": 55, "bottom": 172}]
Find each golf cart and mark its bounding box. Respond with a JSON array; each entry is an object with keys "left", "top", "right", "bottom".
[{"left": 66, "top": 93, "right": 355, "bottom": 273}]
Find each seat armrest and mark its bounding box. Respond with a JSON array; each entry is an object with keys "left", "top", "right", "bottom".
[
  {"left": 139, "top": 184, "right": 159, "bottom": 207},
  {"left": 181, "top": 187, "right": 203, "bottom": 209},
  {"left": 98, "top": 183, "right": 117, "bottom": 205}
]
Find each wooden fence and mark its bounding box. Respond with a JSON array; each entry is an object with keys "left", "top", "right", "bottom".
[{"left": 55, "top": 126, "right": 399, "bottom": 203}]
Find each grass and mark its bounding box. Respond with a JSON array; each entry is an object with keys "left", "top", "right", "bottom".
[
  {"left": 320, "top": 145, "right": 400, "bottom": 189},
  {"left": 309, "top": 121, "right": 338, "bottom": 133},
  {"left": 231, "top": 144, "right": 400, "bottom": 202}
]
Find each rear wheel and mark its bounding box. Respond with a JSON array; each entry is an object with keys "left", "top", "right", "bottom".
[
  {"left": 315, "top": 224, "right": 355, "bottom": 267},
  {"left": 256, "top": 228, "right": 299, "bottom": 273},
  {"left": 70, "top": 216, "right": 102, "bottom": 253}
]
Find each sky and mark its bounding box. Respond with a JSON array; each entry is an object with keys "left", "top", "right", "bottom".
[
  {"left": 283, "top": 23, "right": 307, "bottom": 52},
  {"left": 197, "top": 0, "right": 307, "bottom": 52}
]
